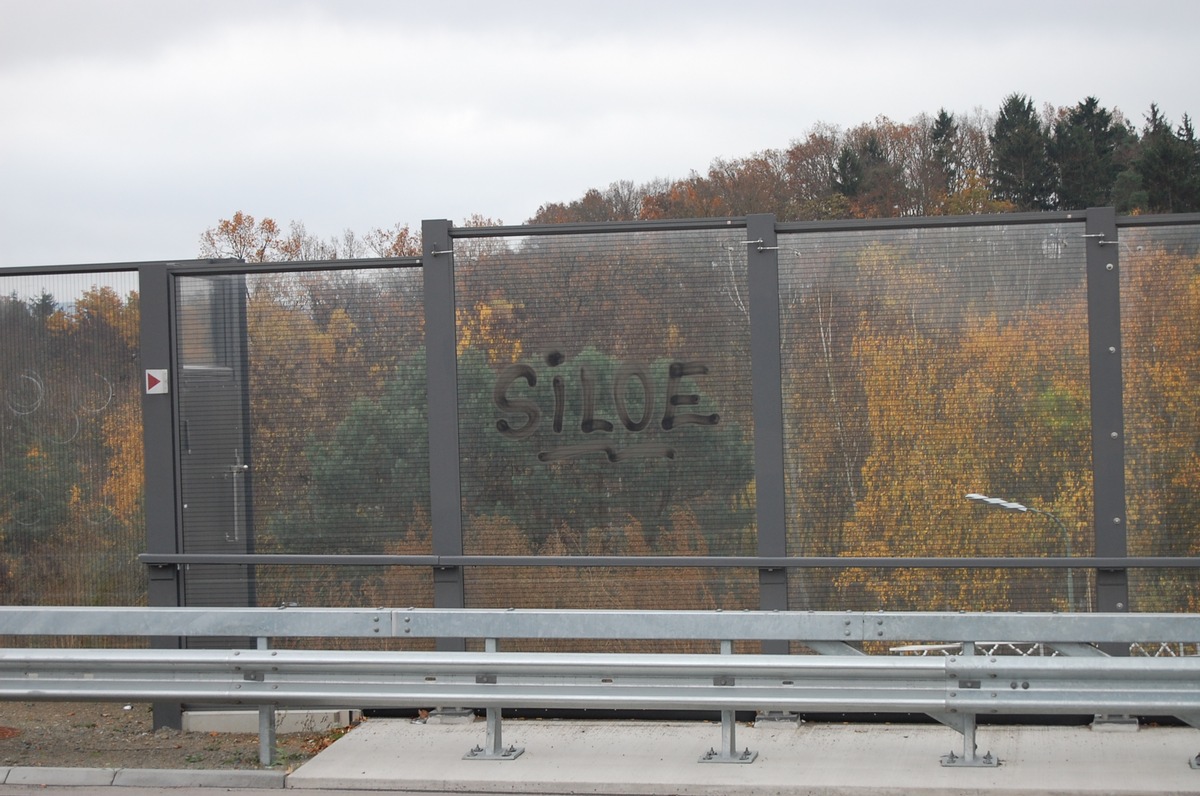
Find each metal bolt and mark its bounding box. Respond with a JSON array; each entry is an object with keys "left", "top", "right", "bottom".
[
  {"left": 1106, "top": 263, "right": 1114, "bottom": 271},
  {"left": 1111, "top": 431, "right": 1119, "bottom": 439},
  {"left": 1116, "top": 602, "right": 1126, "bottom": 609},
  {"left": 1109, "top": 346, "right": 1117, "bottom": 354},
  {"left": 1114, "top": 517, "right": 1122, "bottom": 524}
]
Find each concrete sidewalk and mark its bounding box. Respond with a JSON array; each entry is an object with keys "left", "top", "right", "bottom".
[
  {"left": 2, "top": 718, "right": 1198, "bottom": 794},
  {"left": 288, "top": 717, "right": 1200, "bottom": 795}
]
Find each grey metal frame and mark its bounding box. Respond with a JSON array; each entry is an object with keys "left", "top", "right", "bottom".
[
  {"left": 1085, "top": 208, "right": 1130, "bottom": 618},
  {"left": 746, "top": 214, "right": 789, "bottom": 644},
  {"left": 422, "top": 220, "right": 467, "bottom": 643},
  {"left": 8, "top": 211, "right": 1195, "bottom": 597},
  {"left": 121, "top": 209, "right": 1200, "bottom": 599}
]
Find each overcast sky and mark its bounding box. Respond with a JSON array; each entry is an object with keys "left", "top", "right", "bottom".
[{"left": 2, "top": 0, "right": 1198, "bottom": 267}]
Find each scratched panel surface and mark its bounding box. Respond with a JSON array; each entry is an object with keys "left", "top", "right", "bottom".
[
  {"left": 455, "top": 230, "right": 759, "bottom": 610},
  {"left": 778, "top": 221, "right": 1093, "bottom": 613},
  {"left": 0, "top": 271, "right": 144, "bottom": 605}
]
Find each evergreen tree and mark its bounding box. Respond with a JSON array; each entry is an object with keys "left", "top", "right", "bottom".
[
  {"left": 1135, "top": 105, "right": 1200, "bottom": 213},
  {"left": 990, "top": 94, "right": 1056, "bottom": 210},
  {"left": 1051, "top": 97, "right": 1120, "bottom": 210},
  {"left": 930, "top": 108, "right": 960, "bottom": 195}
]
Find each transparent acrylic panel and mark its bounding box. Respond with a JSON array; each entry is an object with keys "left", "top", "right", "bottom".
[
  {"left": 177, "top": 564, "right": 434, "bottom": 650},
  {"left": 1119, "top": 221, "right": 1200, "bottom": 612},
  {"left": 1128, "top": 569, "right": 1200, "bottom": 614},
  {"left": 0, "top": 271, "right": 143, "bottom": 605},
  {"left": 465, "top": 565, "right": 757, "bottom": 652},
  {"left": 182, "top": 563, "right": 433, "bottom": 611},
  {"left": 809, "top": 566, "right": 1091, "bottom": 615},
  {"left": 779, "top": 222, "right": 1092, "bottom": 612},
  {"left": 174, "top": 268, "right": 429, "bottom": 608},
  {"left": 454, "top": 229, "right": 757, "bottom": 610}
]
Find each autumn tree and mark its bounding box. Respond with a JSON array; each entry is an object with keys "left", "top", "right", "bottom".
[
  {"left": 0, "top": 284, "right": 143, "bottom": 605},
  {"left": 201, "top": 211, "right": 422, "bottom": 262},
  {"left": 1121, "top": 243, "right": 1200, "bottom": 610}
]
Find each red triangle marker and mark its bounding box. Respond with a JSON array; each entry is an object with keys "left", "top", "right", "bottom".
[{"left": 146, "top": 373, "right": 161, "bottom": 391}]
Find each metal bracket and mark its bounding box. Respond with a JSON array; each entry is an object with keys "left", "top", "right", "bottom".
[
  {"left": 1081, "top": 233, "right": 1117, "bottom": 246},
  {"left": 741, "top": 238, "right": 779, "bottom": 252}
]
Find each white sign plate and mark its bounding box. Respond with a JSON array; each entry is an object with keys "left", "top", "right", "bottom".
[{"left": 145, "top": 369, "right": 169, "bottom": 394}]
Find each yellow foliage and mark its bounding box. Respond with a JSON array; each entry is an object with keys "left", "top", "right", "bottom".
[{"left": 456, "top": 300, "right": 523, "bottom": 364}]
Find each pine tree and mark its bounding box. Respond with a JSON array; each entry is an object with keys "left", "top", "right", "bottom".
[
  {"left": 930, "top": 109, "right": 960, "bottom": 195},
  {"left": 1135, "top": 105, "right": 1200, "bottom": 213},
  {"left": 990, "top": 94, "right": 1055, "bottom": 210},
  {"left": 1051, "top": 97, "right": 1120, "bottom": 210}
]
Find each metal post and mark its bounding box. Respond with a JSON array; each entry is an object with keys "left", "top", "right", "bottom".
[
  {"left": 422, "top": 220, "right": 466, "bottom": 650},
  {"left": 464, "top": 638, "right": 523, "bottom": 760},
  {"left": 746, "top": 214, "right": 789, "bottom": 650},
  {"left": 139, "top": 261, "right": 183, "bottom": 730},
  {"left": 941, "top": 642, "right": 998, "bottom": 767},
  {"left": 1084, "top": 208, "right": 1129, "bottom": 621},
  {"left": 257, "top": 636, "right": 276, "bottom": 766},
  {"left": 700, "top": 640, "right": 757, "bottom": 763}
]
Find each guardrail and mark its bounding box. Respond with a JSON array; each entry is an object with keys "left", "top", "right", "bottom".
[{"left": 1, "top": 607, "right": 1198, "bottom": 770}]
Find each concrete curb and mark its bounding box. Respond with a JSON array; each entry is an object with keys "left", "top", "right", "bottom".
[{"left": 2, "top": 765, "right": 285, "bottom": 789}]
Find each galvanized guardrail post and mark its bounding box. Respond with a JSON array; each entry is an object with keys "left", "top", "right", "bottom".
[
  {"left": 464, "top": 637, "right": 523, "bottom": 760},
  {"left": 940, "top": 642, "right": 998, "bottom": 767},
  {"left": 256, "top": 636, "right": 276, "bottom": 766},
  {"left": 700, "top": 640, "right": 756, "bottom": 763}
]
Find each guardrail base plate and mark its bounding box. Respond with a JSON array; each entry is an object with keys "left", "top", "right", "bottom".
[
  {"left": 941, "top": 750, "right": 999, "bottom": 767},
  {"left": 699, "top": 747, "right": 758, "bottom": 764},
  {"left": 464, "top": 745, "right": 524, "bottom": 761}
]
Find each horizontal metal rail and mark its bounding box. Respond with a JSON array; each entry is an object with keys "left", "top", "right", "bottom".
[
  {"left": 4, "top": 649, "right": 1198, "bottom": 716},
  {"left": 3, "top": 606, "right": 1198, "bottom": 644},
  {"left": 137, "top": 552, "right": 1200, "bottom": 569}
]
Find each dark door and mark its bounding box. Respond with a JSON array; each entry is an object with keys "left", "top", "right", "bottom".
[{"left": 175, "top": 275, "right": 254, "bottom": 614}]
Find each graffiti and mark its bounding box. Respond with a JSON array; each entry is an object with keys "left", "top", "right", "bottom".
[{"left": 493, "top": 351, "right": 719, "bottom": 462}]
